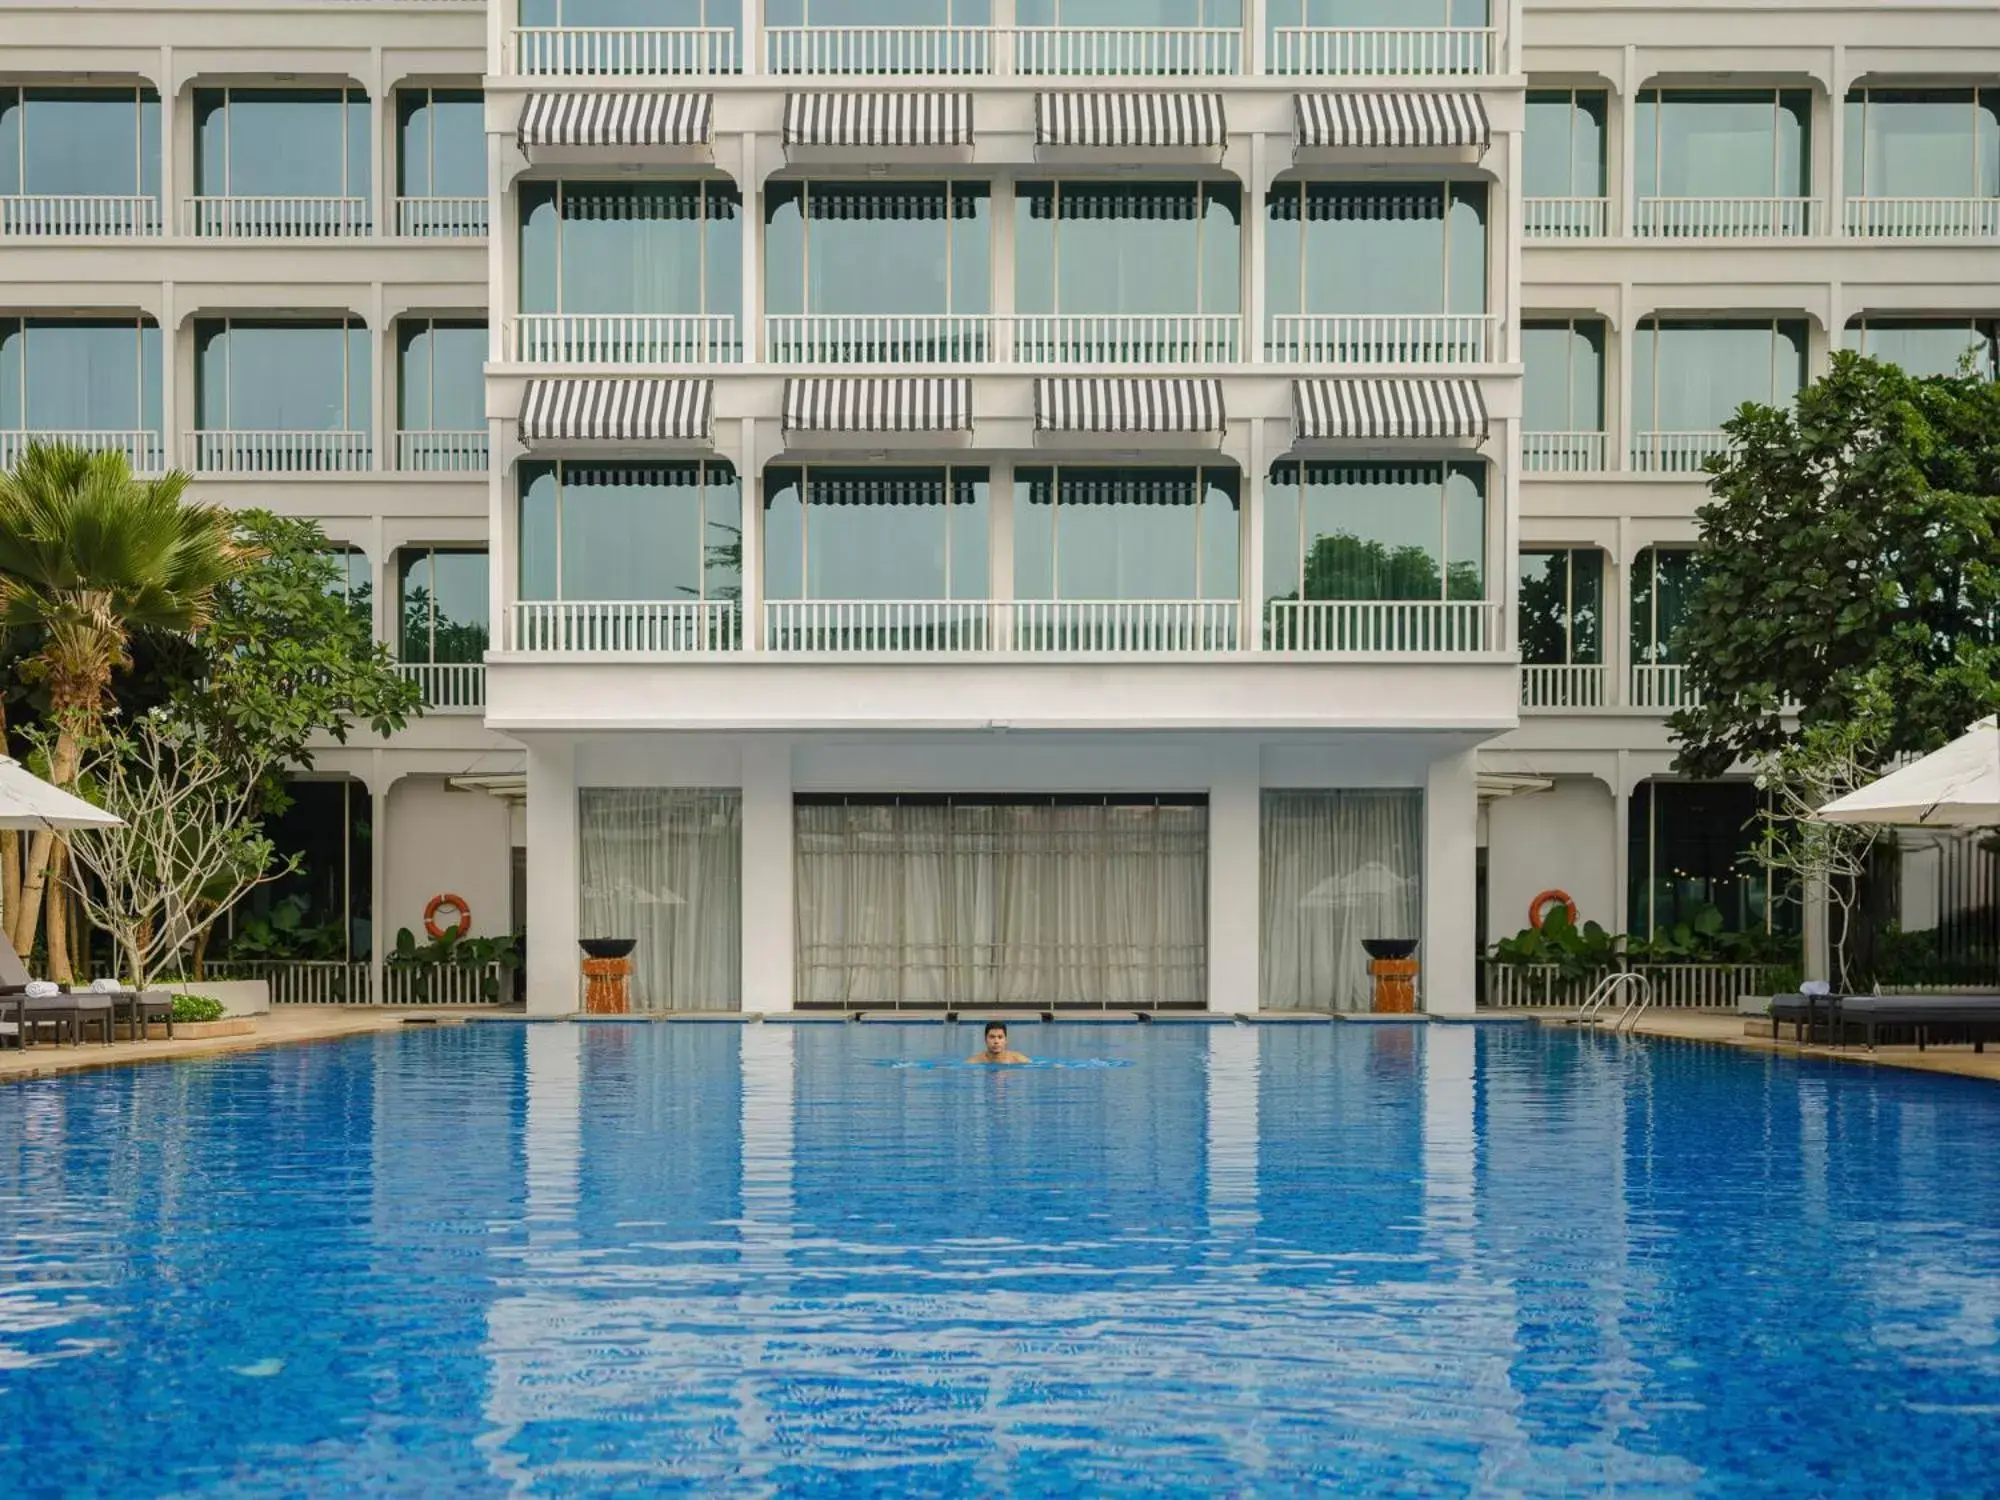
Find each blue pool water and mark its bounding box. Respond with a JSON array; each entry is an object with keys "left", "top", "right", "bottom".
[{"left": 3, "top": 1021, "right": 2000, "bottom": 1497}]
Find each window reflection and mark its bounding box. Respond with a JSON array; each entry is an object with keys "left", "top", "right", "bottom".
[
  {"left": 766, "top": 183, "right": 989, "bottom": 324},
  {"left": 520, "top": 180, "right": 741, "bottom": 322},
  {"left": 519, "top": 461, "right": 742, "bottom": 603},
  {"left": 0, "top": 86, "right": 159, "bottom": 199},
  {"left": 1523, "top": 90, "right": 1607, "bottom": 198},
  {"left": 194, "top": 87, "right": 370, "bottom": 203},
  {"left": 1517, "top": 549, "right": 1602, "bottom": 666},
  {"left": 1632, "top": 319, "right": 1806, "bottom": 432},
  {"left": 398, "top": 321, "right": 488, "bottom": 431},
  {"left": 1630, "top": 547, "right": 1698, "bottom": 667},
  {"left": 762, "top": 467, "right": 988, "bottom": 601},
  {"left": 0, "top": 318, "right": 161, "bottom": 438},
  {"left": 1521, "top": 319, "right": 1605, "bottom": 431},
  {"left": 1016, "top": 182, "right": 1240, "bottom": 317},
  {"left": 398, "top": 548, "right": 491, "bottom": 665},
  {"left": 1264, "top": 462, "right": 1485, "bottom": 604},
  {"left": 396, "top": 89, "right": 485, "bottom": 198},
  {"left": 1844, "top": 89, "right": 2000, "bottom": 199},
  {"left": 1845, "top": 319, "right": 1999, "bottom": 379},
  {"left": 1015, "top": 467, "right": 1237, "bottom": 601},
  {"left": 519, "top": 0, "right": 741, "bottom": 26},
  {"left": 1636, "top": 90, "right": 1811, "bottom": 199},
  {"left": 1267, "top": 183, "right": 1486, "bottom": 319},
  {"left": 194, "top": 318, "right": 370, "bottom": 435}
]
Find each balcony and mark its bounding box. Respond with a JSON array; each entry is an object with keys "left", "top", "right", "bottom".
[
  {"left": 396, "top": 661, "right": 486, "bottom": 713},
  {"left": 1630, "top": 663, "right": 1697, "bottom": 709},
  {"left": 1522, "top": 197, "right": 1609, "bottom": 239},
  {"left": 508, "top": 26, "right": 739, "bottom": 76},
  {"left": 1267, "top": 27, "right": 1495, "bottom": 76},
  {"left": 395, "top": 197, "right": 488, "bottom": 239},
  {"left": 510, "top": 600, "right": 742, "bottom": 653},
  {"left": 1266, "top": 599, "right": 1500, "bottom": 653},
  {"left": 0, "top": 196, "right": 161, "bottom": 237},
  {"left": 397, "top": 431, "right": 488, "bottom": 472},
  {"left": 1631, "top": 431, "right": 1729, "bottom": 475},
  {"left": 182, "top": 197, "right": 372, "bottom": 239},
  {"left": 1015, "top": 27, "right": 1240, "bottom": 75},
  {"left": 765, "top": 599, "right": 1242, "bottom": 653},
  {"left": 1266, "top": 315, "right": 1496, "bottom": 365},
  {"left": 1522, "top": 432, "right": 1608, "bottom": 473},
  {"left": 1632, "top": 197, "right": 1821, "bottom": 239},
  {"left": 766, "top": 25, "right": 992, "bottom": 75},
  {"left": 765, "top": 314, "right": 995, "bottom": 365},
  {"left": 507, "top": 314, "right": 740, "bottom": 364},
  {"left": 184, "top": 431, "right": 372, "bottom": 474},
  {"left": 1844, "top": 197, "right": 2000, "bottom": 240},
  {"left": 1013, "top": 314, "right": 1241, "bottom": 365},
  {"left": 0, "top": 430, "right": 165, "bottom": 474},
  {"left": 1520, "top": 663, "right": 1606, "bottom": 710}
]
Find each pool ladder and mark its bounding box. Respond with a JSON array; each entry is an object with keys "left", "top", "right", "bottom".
[{"left": 1572, "top": 972, "right": 1653, "bottom": 1033}]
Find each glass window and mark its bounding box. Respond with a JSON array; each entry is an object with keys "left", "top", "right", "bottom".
[
  {"left": 1633, "top": 319, "right": 1807, "bottom": 433},
  {"left": 326, "top": 546, "right": 373, "bottom": 626},
  {"left": 1523, "top": 90, "right": 1607, "bottom": 198},
  {"left": 1521, "top": 319, "right": 1605, "bottom": 431},
  {"left": 1264, "top": 462, "right": 1485, "bottom": 603},
  {"left": 1015, "top": 467, "right": 1238, "bottom": 601},
  {"left": 1278, "top": 0, "right": 1485, "bottom": 22},
  {"left": 762, "top": 467, "right": 988, "bottom": 601},
  {"left": 765, "top": 183, "right": 989, "bottom": 317},
  {"left": 768, "top": 0, "right": 989, "bottom": 24},
  {"left": 0, "top": 318, "right": 161, "bottom": 434},
  {"left": 398, "top": 548, "right": 491, "bottom": 664},
  {"left": 519, "top": 0, "right": 741, "bottom": 26},
  {"left": 1517, "top": 549, "right": 1602, "bottom": 665},
  {"left": 194, "top": 88, "right": 370, "bottom": 201},
  {"left": 1629, "top": 780, "right": 1786, "bottom": 938},
  {"left": 1019, "top": 0, "right": 1240, "bottom": 24},
  {"left": 194, "top": 319, "right": 370, "bottom": 433},
  {"left": 1845, "top": 89, "right": 2000, "bottom": 199},
  {"left": 518, "top": 462, "right": 741, "bottom": 602},
  {"left": 1630, "top": 547, "right": 1698, "bottom": 666},
  {"left": 1845, "top": 319, "right": 1999, "bottom": 379},
  {"left": 396, "top": 89, "right": 485, "bottom": 198},
  {"left": 398, "top": 320, "right": 487, "bottom": 431},
  {"left": 1016, "top": 182, "right": 1239, "bottom": 316},
  {"left": 1265, "top": 183, "right": 1486, "bottom": 318},
  {"left": 1636, "top": 89, "right": 1812, "bottom": 199},
  {"left": 520, "top": 181, "right": 741, "bottom": 319},
  {"left": 0, "top": 87, "right": 160, "bottom": 199}
]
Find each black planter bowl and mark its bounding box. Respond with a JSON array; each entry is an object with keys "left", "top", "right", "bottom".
[
  {"left": 579, "top": 938, "right": 637, "bottom": 960},
  {"left": 1361, "top": 938, "right": 1420, "bottom": 961}
]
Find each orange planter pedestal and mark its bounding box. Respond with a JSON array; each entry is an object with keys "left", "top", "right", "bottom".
[
  {"left": 1369, "top": 957, "right": 1420, "bottom": 1014},
  {"left": 582, "top": 957, "right": 634, "bottom": 1015}
]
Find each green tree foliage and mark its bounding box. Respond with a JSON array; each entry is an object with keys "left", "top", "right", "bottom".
[
  {"left": 1672, "top": 353, "right": 2000, "bottom": 777},
  {"left": 1294, "top": 532, "right": 1484, "bottom": 602}
]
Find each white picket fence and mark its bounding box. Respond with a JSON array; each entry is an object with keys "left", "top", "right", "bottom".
[
  {"left": 206, "top": 960, "right": 509, "bottom": 1006},
  {"left": 1483, "top": 963, "right": 1785, "bottom": 1011}
]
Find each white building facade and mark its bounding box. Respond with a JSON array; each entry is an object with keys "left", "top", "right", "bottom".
[{"left": 0, "top": 0, "right": 1992, "bottom": 1014}]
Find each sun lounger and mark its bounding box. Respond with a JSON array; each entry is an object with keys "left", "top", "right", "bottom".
[
  {"left": 0, "top": 948, "right": 171, "bottom": 1046},
  {"left": 1835, "top": 994, "right": 2000, "bottom": 1052}
]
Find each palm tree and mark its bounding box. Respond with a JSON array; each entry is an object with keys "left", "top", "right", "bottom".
[{"left": 0, "top": 443, "right": 242, "bottom": 963}]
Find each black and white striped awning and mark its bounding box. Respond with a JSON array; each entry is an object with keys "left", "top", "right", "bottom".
[
  {"left": 1035, "top": 379, "right": 1226, "bottom": 434},
  {"left": 784, "top": 93, "right": 973, "bottom": 148},
  {"left": 519, "top": 379, "right": 713, "bottom": 444},
  {"left": 518, "top": 93, "right": 713, "bottom": 149},
  {"left": 1035, "top": 93, "right": 1226, "bottom": 150},
  {"left": 783, "top": 378, "right": 973, "bottom": 434},
  {"left": 1294, "top": 93, "right": 1489, "bottom": 150},
  {"left": 1293, "top": 379, "right": 1488, "bottom": 442}
]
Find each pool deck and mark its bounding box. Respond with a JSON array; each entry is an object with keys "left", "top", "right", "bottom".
[{"left": 4, "top": 1006, "right": 1999, "bottom": 1085}]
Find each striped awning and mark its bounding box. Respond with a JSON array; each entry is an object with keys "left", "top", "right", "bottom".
[
  {"left": 1035, "top": 379, "right": 1226, "bottom": 435},
  {"left": 519, "top": 379, "right": 713, "bottom": 444},
  {"left": 1294, "top": 93, "right": 1489, "bottom": 150},
  {"left": 518, "top": 93, "right": 712, "bottom": 149},
  {"left": 783, "top": 378, "right": 973, "bottom": 434},
  {"left": 1035, "top": 93, "right": 1226, "bottom": 150},
  {"left": 1293, "top": 379, "right": 1488, "bottom": 442},
  {"left": 784, "top": 93, "right": 973, "bottom": 148}
]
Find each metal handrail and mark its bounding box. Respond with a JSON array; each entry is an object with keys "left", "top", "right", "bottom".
[
  {"left": 1613, "top": 981, "right": 1655, "bottom": 1033},
  {"left": 1571, "top": 970, "right": 1650, "bottom": 1026}
]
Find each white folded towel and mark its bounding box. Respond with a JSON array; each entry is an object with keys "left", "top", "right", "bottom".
[
  {"left": 88, "top": 978, "right": 129, "bottom": 993},
  {"left": 24, "top": 980, "right": 59, "bottom": 998}
]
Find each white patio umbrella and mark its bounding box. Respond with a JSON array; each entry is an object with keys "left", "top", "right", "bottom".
[
  {"left": 0, "top": 756, "right": 121, "bottom": 830},
  {"left": 1816, "top": 717, "right": 2000, "bottom": 828}
]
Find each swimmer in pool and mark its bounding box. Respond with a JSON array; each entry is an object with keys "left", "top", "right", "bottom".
[{"left": 968, "top": 1021, "right": 1030, "bottom": 1065}]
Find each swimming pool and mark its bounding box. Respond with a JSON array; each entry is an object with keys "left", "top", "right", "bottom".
[{"left": 2, "top": 1021, "right": 1998, "bottom": 1497}]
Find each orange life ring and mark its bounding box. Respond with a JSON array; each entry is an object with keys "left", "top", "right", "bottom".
[
  {"left": 1529, "top": 890, "right": 1578, "bottom": 930},
  {"left": 424, "top": 893, "right": 471, "bottom": 941}
]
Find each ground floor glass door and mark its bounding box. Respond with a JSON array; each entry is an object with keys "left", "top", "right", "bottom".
[
  {"left": 795, "top": 796, "right": 1208, "bottom": 1008},
  {"left": 580, "top": 788, "right": 742, "bottom": 1011}
]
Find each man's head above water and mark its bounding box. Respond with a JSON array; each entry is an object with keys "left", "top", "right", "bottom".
[{"left": 970, "top": 1021, "right": 1029, "bottom": 1065}]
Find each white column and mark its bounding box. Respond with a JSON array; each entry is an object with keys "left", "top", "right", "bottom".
[
  {"left": 1243, "top": 416, "right": 1265, "bottom": 649},
  {"left": 740, "top": 133, "right": 761, "bottom": 365},
  {"left": 741, "top": 0, "right": 762, "bottom": 75},
  {"left": 741, "top": 737, "right": 795, "bottom": 1013},
  {"left": 1803, "top": 875, "right": 1831, "bottom": 985},
  {"left": 157, "top": 51, "right": 177, "bottom": 227},
  {"left": 158, "top": 280, "right": 178, "bottom": 465},
  {"left": 1205, "top": 1026, "right": 1260, "bottom": 1233},
  {"left": 523, "top": 1022, "right": 582, "bottom": 1235},
  {"left": 525, "top": 737, "right": 580, "bottom": 1015},
  {"left": 368, "top": 51, "right": 388, "bottom": 241},
  {"left": 1245, "top": 132, "right": 1267, "bottom": 366},
  {"left": 738, "top": 415, "right": 762, "bottom": 650},
  {"left": 369, "top": 282, "right": 389, "bottom": 472},
  {"left": 1611, "top": 761, "right": 1631, "bottom": 938},
  {"left": 1828, "top": 46, "right": 1848, "bottom": 234},
  {"left": 369, "top": 772, "right": 390, "bottom": 1005},
  {"left": 992, "top": 177, "right": 1016, "bottom": 363},
  {"left": 1615, "top": 282, "right": 1635, "bottom": 474},
  {"left": 1208, "top": 740, "right": 1262, "bottom": 1012},
  {"left": 1423, "top": 750, "right": 1479, "bottom": 1016},
  {"left": 1618, "top": 46, "right": 1639, "bottom": 237}
]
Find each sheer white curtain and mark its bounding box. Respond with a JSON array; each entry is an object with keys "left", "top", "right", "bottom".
[
  {"left": 579, "top": 789, "right": 741, "bottom": 1012},
  {"left": 1260, "top": 790, "right": 1422, "bottom": 1012},
  {"left": 796, "top": 799, "right": 1207, "bottom": 1007}
]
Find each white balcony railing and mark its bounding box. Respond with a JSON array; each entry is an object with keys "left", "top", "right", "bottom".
[
  {"left": 1014, "top": 26, "right": 1242, "bottom": 75},
  {"left": 396, "top": 661, "right": 485, "bottom": 712},
  {"left": 1631, "top": 431, "right": 1730, "bottom": 474},
  {"left": 508, "top": 314, "right": 740, "bottom": 364},
  {"left": 1523, "top": 432, "right": 1609, "bottom": 473},
  {"left": 766, "top": 25, "right": 993, "bottom": 74},
  {"left": 1521, "top": 663, "right": 1607, "bottom": 710},
  {"left": 1013, "top": 314, "right": 1242, "bottom": 364},
  {"left": 1522, "top": 197, "right": 1610, "bottom": 238},
  {"left": 395, "top": 197, "right": 488, "bottom": 238},
  {"left": 397, "top": 431, "right": 489, "bottom": 472},
  {"left": 1632, "top": 197, "right": 1820, "bottom": 239},
  {"left": 1844, "top": 197, "right": 2000, "bottom": 239},
  {"left": 1265, "top": 600, "right": 1499, "bottom": 653},
  {"left": 1630, "top": 663, "right": 1697, "bottom": 710},
  {"left": 1266, "top": 314, "right": 1495, "bottom": 365},
  {"left": 0, "top": 430, "right": 165, "bottom": 473},
  {"left": 765, "top": 314, "right": 996, "bottom": 365},
  {"left": 766, "top": 600, "right": 994, "bottom": 654},
  {"left": 1268, "top": 27, "right": 1495, "bottom": 76},
  {"left": 1008, "top": 600, "right": 1240, "bottom": 653},
  {"left": 184, "top": 431, "right": 371, "bottom": 473},
  {"left": 182, "top": 196, "right": 372, "bottom": 238},
  {"left": 0, "top": 195, "right": 161, "bottom": 237},
  {"left": 510, "top": 600, "right": 741, "bottom": 653},
  {"left": 509, "top": 26, "right": 739, "bottom": 75},
  {"left": 207, "top": 960, "right": 372, "bottom": 1006}
]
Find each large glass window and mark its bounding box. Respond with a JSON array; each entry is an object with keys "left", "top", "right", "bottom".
[
  {"left": 765, "top": 183, "right": 989, "bottom": 338},
  {"left": 194, "top": 319, "right": 370, "bottom": 433},
  {"left": 397, "top": 89, "right": 485, "bottom": 198},
  {"left": 520, "top": 181, "right": 741, "bottom": 318},
  {"left": 398, "top": 320, "right": 487, "bottom": 432},
  {"left": 1845, "top": 318, "right": 1999, "bottom": 379},
  {"left": 1629, "top": 780, "right": 1786, "bottom": 939},
  {"left": 1018, "top": 0, "right": 1240, "bottom": 22},
  {"left": 519, "top": 461, "right": 741, "bottom": 602},
  {"left": 519, "top": 0, "right": 741, "bottom": 26},
  {"left": 1261, "top": 789, "right": 1422, "bottom": 1014},
  {"left": 1523, "top": 89, "right": 1607, "bottom": 197},
  {"left": 1017, "top": 182, "right": 1240, "bottom": 317},
  {"left": 1630, "top": 546, "right": 1698, "bottom": 668},
  {"left": 763, "top": 467, "right": 988, "bottom": 601},
  {"left": 398, "top": 549, "right": 490, "bottom": 665},
  {"left": 1517, "top": 549, "right": 1602, "bottom": 666},
  {"left": 327, "top": 546, "right": 373, "bottom": 626},
  {"left": 1632, "top": 319, "right": 1806, "bottom": 434},
  {"left": 1268, "top": 0, "right": 1485, "bottom": 24},
  {"left": 1522, "top": 319, "right": 1605, "bottom": 433},
  {"left": 0, "top": 318, "right": 161, "bottom": 438},
  {"left": 580, "top": 788, "right": 741, "bottom": 1014},
  {"left": 768, "top": 0, "right": 988, "bottom": 23},
  {"left": 0, "top": 86, "right": 160, "bottom": 199},
  {"left": 1015, "top": 467, "right": 1237, "bottom": 601},
  {"left": 1264, "top": 462, "right": 1485, "bottom": 604},
  {"left": 1636, "top": 89, "right": 1811, "bottom": 199},
  {"left": 194, "top": 88, "right": 370, "bottom": 201},
  {"left": 1845, "top": 89, "right": 2000, "bottom": 199}
]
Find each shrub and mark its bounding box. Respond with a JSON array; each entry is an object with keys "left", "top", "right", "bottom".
[{"left": 171, "top": 994, "right": 226, "bottom": 1023}]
